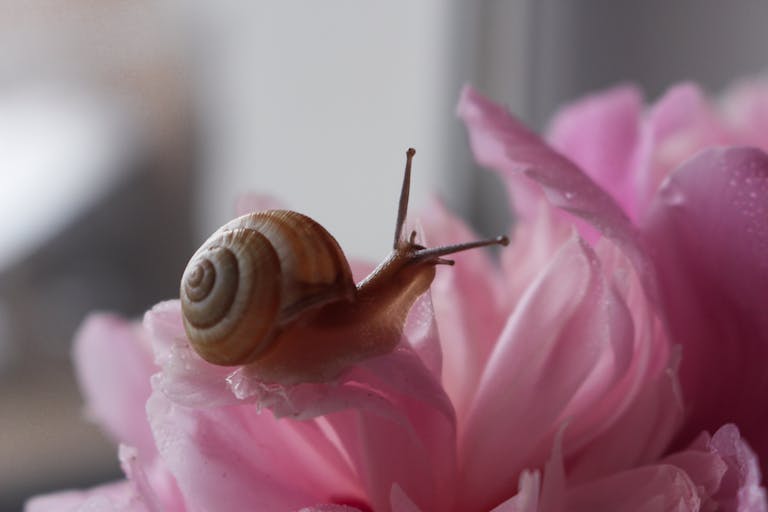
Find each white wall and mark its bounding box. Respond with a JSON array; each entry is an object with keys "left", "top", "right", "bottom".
[{"left": 184, "top": 1, "right": 490, "bottom": 260}]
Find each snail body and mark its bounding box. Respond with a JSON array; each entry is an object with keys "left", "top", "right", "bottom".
[{"left": 180, "top": 149, "right": 508, "bottom": 384}]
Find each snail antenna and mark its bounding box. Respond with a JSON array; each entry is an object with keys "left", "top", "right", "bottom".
[
  {"left": 393, "top": 148, "right": 415, "bottom": 249},
  {"left": 414, "top": 235, "right": 510, "bottom": 261}
]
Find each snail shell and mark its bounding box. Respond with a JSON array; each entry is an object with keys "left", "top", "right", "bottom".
[{"left": 180, "top": 210, "right": 355, "bottom": 365}]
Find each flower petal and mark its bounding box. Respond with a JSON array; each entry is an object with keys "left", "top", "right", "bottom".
[
  {"left": 297, "top": 506, "right": 365, "bottom": 512},
  {"left": 665, "top": 424, "right": 768, "bottom": 512},
  {"left": 146, "top": 390, "right": 364, "bottom": 511},
  {"left": 722, "top": 78, "right": 768, "bottom": 148},
  {"left": 566, "top": 465, "right": 701, "bottom": 511},
  {"left": 25, "top": 481, "right": 148, "bottom": 512},
  {"left": 458, "top": 86, "right": 652, "bottom": 296},
  {"left": 561, "top": 239, "right": 681, "bottom": 481},
  {"left": 119, "top": 445, "right": 185, "bottom": 512},
  {"left": 490, "top": 471, "right": 542, "bottom": 512},
  {"left": 230, "top": 333, "right": 457, "bottom": 511},
  {"left": 643, "top": 147, "right": 768, "bottom": 473},
  {"left": 389, "top": 484, "right": 424, "bottom": 512},
  {"left": 458, "top": 236, "right": 634, "bottom": 510},
  {"left": 311, "top": 349, "right": 457, "bottom": 512},
  {"left": 635, "top": 83, "right": 728, "bottom": 216},
  {"left": 74, "top": 314, "right": 156, "bottom": 457},
  {"left": 418, "top": 198, "right": 508, "bottom": 416},
  {"left": 547, "top": 85, "right": 644, "bottom": 221},
  {"left": 567, "top": 357, "right": 683, "bottom": 482},
  {"left": 145, "top": 300, "right": 238, "bottom": 408}
]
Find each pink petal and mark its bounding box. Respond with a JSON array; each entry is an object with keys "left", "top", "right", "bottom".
[
  {"left": 490, "top": 472, "right": 542, "bottom": 512},
  {"left": 312, "top": 349, "right": 457, "bottom": 511},
  {"left": 401, "top": 292, "right": 443, "bottom": 380},
  {"left": 567, "top": 356, "right": 683, "bottom": 482},
  {"left": 74, "top": 314, "right": 156, "bottom": 458},
  {"left": 144, "top": 300, "right": 238, "bottom": 408},
  {"left": 635, "top": 83, "right": 729, "bottom": 217},
  {"left": 458, "top": 86, "right": 632, "bottom": 239},
  {"left": 458, "top": 86, "right": 652, "bottom": 296},
  {"left": 566, "top": 465, "right": 701, "bottom": 511},
  {"left": 539, "top": 428, "right": 566, "bottom": 512},
  {"left": 230, "top": 346, "right": 453, "bottom": 422},
  {"left": 146, "top": 391, "right": 365, "bottom": 511},
  {"left": 662, "top": 424, "right": 767, "bottom": 511},
  {"left": 458, "top": 236, "right": 634, "bottom": 510},
  {"left": 25, "top": 481, "right": 148, "bottom": 512},
  {"left": 708, "top": 425, "right": 767, "bottom": 511},
  {"left": 119, "top": 445, "right": 186, "bottom": 512},
  {"left": 229, "top": 329, "right": 456, "bottom": 511},
  {"left": 647, "top": 83, "right": 714, "bottom": 143},
  {"left": 501, "top": 199, "right": 573, "bottom": 309},
  {"left": 557, "top": 239, "right": 681, "bottom": 481},
  {"left": 297, "top": 506, "right": 365, "bottom": 512},
  {"left": 418, "top": 198, "right": 508, "bottom": 417},
  {"left": 553, "top": 239, "right": 669, "bottom": 451},
  {"left": 389, "top": 485, "right": 424, "bottom": 512},
  {"left": 147, "top": 298, "right": 449, "bottom": 421},
  {"left": 643, "top": 147, "right": 768, "bottom": 474},
  {"left": 147, "top": 304, "right": 457, "bottom": 511},
  {"left": 547, "top": 84, "right": 644, "bottom": 221},
  {"left": 722, "top": 78, "right": 768, "bottom": 148},
  {"left": 119, "top": 446, "right": 163, "bottom": 512}
]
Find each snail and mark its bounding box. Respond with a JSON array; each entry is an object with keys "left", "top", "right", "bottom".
[{"left": 180, "top": 148, "right": 508, "bottom": 384}]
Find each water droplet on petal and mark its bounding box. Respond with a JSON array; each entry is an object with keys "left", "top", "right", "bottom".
[{"left": 663, "top": 186, "right": 686, "bottom": 206}]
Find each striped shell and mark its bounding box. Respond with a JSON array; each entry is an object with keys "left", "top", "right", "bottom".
[{"left": 180, "top": 210, "right": 356, "bottom": 366}]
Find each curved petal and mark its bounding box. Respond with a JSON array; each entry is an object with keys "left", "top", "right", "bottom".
[
  {"left": 144, "top": 301, "right": 237, "bottom": 408},
  {"left": 635, "top": 83, "right": 729, "bottom": 217},
  {"left": 643, "top": 147, "right": 768, "bottom": 474},
  {"left": 458, "top": 86, "right": 653, "bottom": 300},
  {"left": 297, "top": 506, "right": 365, "bottom": 512},
  {"left": 666, "top": 424, "right": 768, "bottom": 512},
  {"left": 147, "top": 298, "right": 457, "bottom": 511},
  {"left": 490, "top": 471, "right": 541, "bottom": 512},
  {"left": 722, "top": 78, "right": 768, "bottom": 149},
  {"left": 567, "top": 356, "right": 683, "bottom": 482},
  {"left": 458, "top": 236, "right": 635, "bottom": 510},
  {"left": 119, "top": 445, "right": 186, "bottom": 512},
  {"left": 231, "top": 328, "right": 457, "bottom": 511},
  {"left": 418, "top": 198, "right": 508, "bottom": 417},
  {"left": 146, "top": 391, "right": 365, "bottom": 511},
  {"left": 390, "top": 485, "right": 424, "bottom": 512},
  {"left": 74, "top": 314, "right": 156, "bottom": 458},
  {"left": 566, "top": 465, "right": 701, "bottom": 511},
  {"left": 309, "top": 348, "right": 457, "bottom": 512},
  {"left": 25, "top": 480, "right": 148, "bottom": 512},
  {"left": 401, "top": 292, "right": 442, "bottom": 380},
  {"left": 501, "top": 201, "right": 572, "bottom": 311},
  {"left": 560, "top": 239, "right": 680, "bottom": 480},
  {"left": 547, "top": 85, "right": 644, "bottom": 221}
]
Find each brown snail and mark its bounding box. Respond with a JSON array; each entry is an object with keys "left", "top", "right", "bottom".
[{"left": 180, "top": 149, "right": 508, "bottom": 384}]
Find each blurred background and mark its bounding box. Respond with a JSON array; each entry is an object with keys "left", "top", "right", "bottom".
[{"left": 2, "top": 0, "right": 768, "bottom": 509}]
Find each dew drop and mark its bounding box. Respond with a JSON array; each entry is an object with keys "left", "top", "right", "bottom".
[{"left": 663, "top": 186, "right": 686, "bottom": 206}]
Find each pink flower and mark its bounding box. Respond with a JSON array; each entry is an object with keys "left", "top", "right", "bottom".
[{"left": 26, "top": 80, "right": 768, "bottom": 511}]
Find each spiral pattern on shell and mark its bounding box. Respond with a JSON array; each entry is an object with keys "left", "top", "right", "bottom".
[
  {"left": 180, "top": 210, "right": 356, "bottom": 366},
  {"left": 181, "top": 228, "right": 282, "bottom": 365}
]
